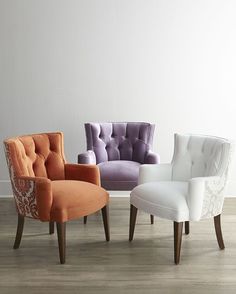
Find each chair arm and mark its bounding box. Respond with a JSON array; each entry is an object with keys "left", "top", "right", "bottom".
[
  {"left": 144, "top": 151, "right": 160, "bottom": 164},
  {"left": 188, "top": 176, "right": 225, "bottom": 221},
  {"left": 78, "top": 150, "right": 96, "bottom": 164},
  {"left": 138, "top": 164, "right": 173, "bottom": 184},
  {"left": 15, "top": 176, "right": 52, "bottom": 221},
  {"left": 65, "top": 163, "right": 100, "bottom": 186}
]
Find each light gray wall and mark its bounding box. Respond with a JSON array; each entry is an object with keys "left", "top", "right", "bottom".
[{"left": 1, "top": 0, "right": 236, "bottom": 195}]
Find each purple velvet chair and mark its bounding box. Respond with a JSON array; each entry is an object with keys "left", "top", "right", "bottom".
[
  {"left": 78, "top": 122, "right": 160, "bottom": 188},
  {"left": 78, "top": 122, "right": 160, "bottom": 224}
]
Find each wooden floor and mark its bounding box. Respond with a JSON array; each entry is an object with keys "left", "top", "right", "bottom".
[{"left": 1, "top": 197, "right": 236, "bottom": 294}]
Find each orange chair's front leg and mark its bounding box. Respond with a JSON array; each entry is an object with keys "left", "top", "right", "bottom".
[{"left": 56, "top": 222, "right": 66, "bottom": 264}]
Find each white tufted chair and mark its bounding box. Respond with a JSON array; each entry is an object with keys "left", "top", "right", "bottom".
[{"left": 129, "top": 134, "right": 234, "bottom": 264}]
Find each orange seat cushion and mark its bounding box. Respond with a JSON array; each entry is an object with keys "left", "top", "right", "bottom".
[{"left": 50, "top": 180, "right": 109, "bottom": 222}]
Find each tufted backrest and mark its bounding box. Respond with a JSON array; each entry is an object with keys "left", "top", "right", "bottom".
[
  {"left": 85, "top": 122, "right": 155, "bottom": 164},
  {"left": 4, "top": 132, "right": 65, "bottom": 180},
  {"left": 172, "top": 134, "right": 232, "bottom": 181}
]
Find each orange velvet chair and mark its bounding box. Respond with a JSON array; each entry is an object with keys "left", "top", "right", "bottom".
[{"left": 4, "top": 132, "right": 109, "bottom": 264}]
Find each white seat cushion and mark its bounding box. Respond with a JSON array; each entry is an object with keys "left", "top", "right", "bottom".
[{"left": 130, "top": 181, "right": 189, "bottom": 222}]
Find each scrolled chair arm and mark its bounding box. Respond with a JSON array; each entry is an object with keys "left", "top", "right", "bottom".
[
  {"left": 65, "top": 163, "right": 101, "bottom": 186},
  {"left": 188, "top": 176, "right": 226, "bottom": 221},
  {"left": 77, "top": 150, "right": 96, "bottom": 164},
  {"left": 12, "top": 176, "right": 52, "bottom": 221},
  {"left": 144, "top": 150, "right": 160, "bottom": 164}
]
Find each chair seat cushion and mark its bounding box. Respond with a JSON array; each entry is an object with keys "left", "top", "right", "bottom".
[
  {"left": 50, "top": 180, "right": 109, "bottom": 222},
  {"left": 130, "top": 181, "right": 189, "bottom": 222},
  {"left": 98, "top": 160, "right": 141, "bottom": 191}
]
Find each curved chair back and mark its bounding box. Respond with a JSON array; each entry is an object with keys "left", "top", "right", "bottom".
[
  {"left": 171, "top": 134, "right": 233, "bottom": 181},
  {"left": 4, "top": 132, "right": 65, "bottom": 180},
  {"left": 85, "top": 122, "right": 155, "bottom": 164},
  {"left": 4, "top": 132, "right": 66, "bottom": 219}
]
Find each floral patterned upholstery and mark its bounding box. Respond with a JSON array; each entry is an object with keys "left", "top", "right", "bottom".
[
  {"left": 129, "top": 133, "right": 234, "bottom": 264},
  {"left": 132, "top": 134, "right": 234, "bottom": 222},
  {"left": 4, "top": 132, "right": 108, "bottom": 222}
]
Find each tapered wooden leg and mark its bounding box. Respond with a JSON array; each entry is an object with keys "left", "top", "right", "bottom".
[
  {"left": 83, "top": 216, "right": 87, "bottom": 224},
  {"left": 174, "top": 222, "right": 183, "bottom": 264},
  {"left": 129, "top": 205, "right": 138, "bottom": 241},
  {"left": 150, "top": 215, "right": 154, "bottom": 225},
  {"left": 49, "top": 221, "right": 54, "bottom": 234},
  {"left": 214, "top": 214, "right": 225, "bottom": 250},
  {"left": 185, "top": 221, "right": 190, "bottom": 235},
  {"left": 101, "top": 205, "right": 110, "bottom": 241},
  {"left": 56, "top": 222, "right": 66, "bottom": 264},
  {"left": 13, "top": 214, "right": 25, "bottom": 249}
]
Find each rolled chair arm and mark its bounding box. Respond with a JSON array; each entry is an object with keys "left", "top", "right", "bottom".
[
  {"left": 188, "top": 176, "right": 224, "bottom": 221},
  {"left": 65, "top": 163, "right": 101, "bottom": 186},
  {"left": 78, "top": 150, "right": 96, "bottom": 164},
  {"left": 15, "top": 176, "right": 52, "bottom": 221},
  {"left": 138, "top": 164, "right": 172, "bottom": 185},
  {"left": 144, "top": 150, "right": 160, "bottom": 164}
]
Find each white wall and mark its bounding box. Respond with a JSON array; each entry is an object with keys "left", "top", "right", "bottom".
[{"left": 1, "top": 0, "right": 236, "bottom": 195}]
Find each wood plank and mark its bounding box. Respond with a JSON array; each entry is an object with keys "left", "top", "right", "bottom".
[{"left": 0, "top": 197, "right": 236, "bottom": 294}]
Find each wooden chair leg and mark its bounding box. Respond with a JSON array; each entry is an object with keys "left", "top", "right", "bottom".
[
  {"left": 83, "top": 216, "right": 87, "bottom": 224},
  {"left": 49, "top": 221, "right": 54, "bottom": 234},
  {"left": 101, "top": 205, "right": 110, "bottom": 241},
  {"left": 214, "top": 214, "right": 225, "bottom": 250},
  {"left": 174, "top": 221, "right": 183, "bottom": 265},
  {"left": 150, "top": 214, "right": 154, "bottom": 225},
  {"left": 13, "top": 214, "right": 25, "bottom": 249},
  {"left": 185, "top": 221, "right": 190, "bottom": 235},
  {"left": 56, "top": 222, "right": 66, "bottom": 264},
  {"left": 129, "top": 205, "right": 138, "bottom": 241}
]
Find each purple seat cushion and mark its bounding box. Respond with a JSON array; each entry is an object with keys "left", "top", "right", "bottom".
[{"left": 98, "top": 160, "right": 140, "bottom": 191}]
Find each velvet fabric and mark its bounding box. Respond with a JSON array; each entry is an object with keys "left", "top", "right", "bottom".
[
  {"left": 98, "top": 160, "right": 140, "bottom": 190},
  {"left": 6, "top": 133, "right": 66, "bottom": 180},
  {"left": 51, "top": 180, "right": 108, "bottom": 222},
  {"left": 78, "top": 122, "right": 160, "bottom": 190},
  {"left": 85, "top": 122, "right": 155, "bottom": 164},
  {"left": 133, "top": 134, "right": 234, "bottom": 221},
  {"left": 4, "top": 132, "right": 109, "bottom": 222}
]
